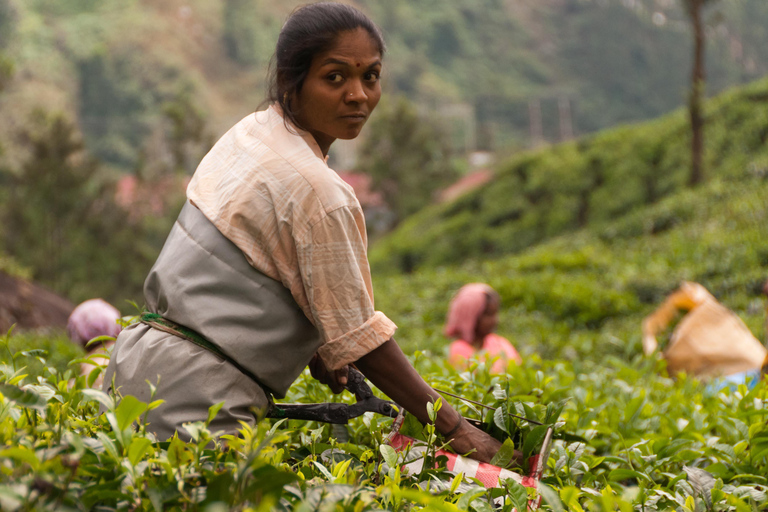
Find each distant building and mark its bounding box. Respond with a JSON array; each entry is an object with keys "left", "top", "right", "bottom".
[{"left": 336, "top": 171, "right": 395, "bottom": 235}]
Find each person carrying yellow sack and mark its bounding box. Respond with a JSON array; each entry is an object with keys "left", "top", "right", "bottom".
[{"left": 642, "top": 281, "right": 767, "bottom": 389}]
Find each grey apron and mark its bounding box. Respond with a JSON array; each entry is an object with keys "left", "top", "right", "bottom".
[{"left": 103, "top": 201, "right": 321, "bottom": 440}]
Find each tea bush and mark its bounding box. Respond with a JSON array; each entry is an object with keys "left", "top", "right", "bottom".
[
  {"left": 1, "top": 329, "right": 767, "bottom": 511},
  {"left": 374, "top": 174, "right": 768, "bottom": 361}
]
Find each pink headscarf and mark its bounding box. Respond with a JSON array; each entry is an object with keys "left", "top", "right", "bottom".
[
  {"left": 444, "top": 283, "right": 496, "bottom": 343},
  {"left": 67, "top": 299, "right": 122, "bottom": 348}
]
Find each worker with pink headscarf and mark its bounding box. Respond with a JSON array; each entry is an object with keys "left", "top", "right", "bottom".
[{"left": 445, "top": 283, "right": 522, "bottom": 374}]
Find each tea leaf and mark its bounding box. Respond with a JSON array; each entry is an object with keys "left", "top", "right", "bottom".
[
  {"left": 490, "top": 438, "right": 516, "bottom": 468},
  {"left": 0, "top": 383, "right": 47, "bottom": 410},
  {"left": 523, "top": 425, "right": 549, "bottom": 461},
  {"left": 380, "top": 444, "right": 398, "bottom": 469},
  {"left": 128, "top": 437, "right": 153, "bottom": 466},
  {"left": 207, "top": 401, "right": 225, "bottom": 425},
  {"left": 456, "top": 487, "right": 487, "bottom": 510},
  {"left": 115, "top": 395, "right": 148, "bottom": 431},
  {"left": 493, "top": 407, "right": 509, "bottom": 434},
  {"left": 0, "top": 446, "right": 40, "bottom": 470},
  {"left": 538, "top": 483, "right": 565, "bottom": 512},
  {"left": 505, "top": 478, "right": 528, "bottom": 512}
]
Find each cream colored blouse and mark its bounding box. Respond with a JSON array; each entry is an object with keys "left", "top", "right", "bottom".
[{"left": 187, "top": 105, "right": 396, "bottom": 371}]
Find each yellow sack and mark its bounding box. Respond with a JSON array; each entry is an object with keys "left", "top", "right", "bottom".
[{"left": 642, "top": 282, "right": 767, "bottom": 378}]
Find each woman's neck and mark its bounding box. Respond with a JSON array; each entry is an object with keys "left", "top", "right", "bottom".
[{"left": 471, "top": 334, "right": 486, "bottom": 349}]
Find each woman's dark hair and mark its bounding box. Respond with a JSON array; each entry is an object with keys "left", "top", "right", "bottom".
[{"left": 265, "top": 2, "right": 385, "bottom": 129}]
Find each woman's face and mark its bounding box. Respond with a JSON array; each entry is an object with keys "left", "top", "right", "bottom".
[
  {"left": 293, "top": 27, "right": 382, "bottom": 156},
  {"left": 475, "top": 296, "right": 500, "bottom": 341}
]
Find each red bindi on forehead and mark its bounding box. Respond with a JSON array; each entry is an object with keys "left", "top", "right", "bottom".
[{"left": 356, "top": 63, "right": 360, "bottom": 67}]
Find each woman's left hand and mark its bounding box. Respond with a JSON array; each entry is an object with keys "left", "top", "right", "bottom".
[{"left": 309, "top": 353, "right": 348, "bottom": 393}]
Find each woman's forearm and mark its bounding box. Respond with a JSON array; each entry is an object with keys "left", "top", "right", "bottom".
[
  {"left": 354, "top": 337, "right": 461, "bottom": 434},
  {"left": 354, "top": 337, "right": 502, "bottom": 463}
]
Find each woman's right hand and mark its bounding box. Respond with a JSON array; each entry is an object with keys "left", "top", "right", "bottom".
[{"left": 308, "top": 353, "right": 348, "bottom": 394}]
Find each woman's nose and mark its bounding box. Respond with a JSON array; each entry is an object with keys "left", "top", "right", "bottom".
[{"left": 345, "top": 80, "right": 367, "bottom": 103}]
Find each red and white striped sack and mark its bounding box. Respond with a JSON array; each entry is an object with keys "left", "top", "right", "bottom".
[{"left": 385, "top": 431, "right": 551, "bottom": 510}]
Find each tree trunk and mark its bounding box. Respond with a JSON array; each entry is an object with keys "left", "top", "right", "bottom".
[{"left": 689, "top": 0, "right": 705, "bottom": 187}]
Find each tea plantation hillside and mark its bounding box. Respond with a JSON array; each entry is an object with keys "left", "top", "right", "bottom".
[
  {"left": 373, "top": 174, "right": 768, "bottom": 361},
  {"left": 369, "top": 77, "right": 768, "bottom": 277},
  {"left": 2, "top": 0, "right": 768, "bottom": 170}
]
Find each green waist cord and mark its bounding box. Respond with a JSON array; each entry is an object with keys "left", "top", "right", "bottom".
[{"left": 139, "top": 312, "right": 273, "bottom": 399}]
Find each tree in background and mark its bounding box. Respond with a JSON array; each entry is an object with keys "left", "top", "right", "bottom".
[
  {"left": 162, "top": 90, "right": 213, "bottom": 175},
  {"left": 223, "top": 0, "right": 258, "bottom": 66},
  {"left": 357, "top": 97, "right": 461, "bottom": 227},
  {"left": 0, "top": 0, "right": 14, "bottom": 93},
  {"left": 222, "top": 0, "right": 281, "bottom": 68},
  {"left": 683, "top": 0, "right": 720, "bottom": 187},
  {"left": 0, "top": 54, "right": 11, "bottom": 92},
  {"left": 3, "top": 111, "right": 102, "bottom": 292},
  {"left": 1, "top": 111, "right": 183, "bottom": 305}
]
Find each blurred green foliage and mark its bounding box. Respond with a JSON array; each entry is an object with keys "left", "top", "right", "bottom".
[
  {"left": 222, "top": 0, "right": 282, "bottom": 68},
  {"left": 0, "top": 0, "right": 16, "bottom": 49},
  {"left": 373, "top": 173, "right": 768, "bottom": 363},
  {"left": 0, "top": 328, "right": 766, "bottom": 510}
]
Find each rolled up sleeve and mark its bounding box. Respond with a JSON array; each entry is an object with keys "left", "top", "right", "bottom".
[{"left": 298, "top": 205, "right": 397, "bottom": 370}]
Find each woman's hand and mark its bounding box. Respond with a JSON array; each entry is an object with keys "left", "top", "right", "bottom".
[
  {"left": 355, "top": 338, "right": 520, "bottom": 465},
  {"left": 445, "top": 419, "right": 503, "bottom": 464},
  {"left": 308, "top": 353, "right": 348, "bottom": 394},
  {"left": 445, "top": 420, "right": 526, "bottom": 466}
]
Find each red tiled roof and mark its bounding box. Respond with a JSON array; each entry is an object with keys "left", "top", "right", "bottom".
[{"left": 438, "top": 169, "right": 493, "bottom": 203}]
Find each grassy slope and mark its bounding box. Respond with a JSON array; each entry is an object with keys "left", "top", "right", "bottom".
[{"left": 372, "top": 79, "right": 768, "bottom": 361}]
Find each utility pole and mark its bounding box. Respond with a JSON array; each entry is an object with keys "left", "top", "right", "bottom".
[
  {"left": 528, "top": 98, "right": 543, "bottom": 148},
  {"left": 558, "top": 96, "right": 574, "bottom": 142}
]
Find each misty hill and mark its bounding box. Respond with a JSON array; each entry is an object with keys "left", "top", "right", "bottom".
[{"left": 0, "top": 0, "right": 766, "bottom": 172}]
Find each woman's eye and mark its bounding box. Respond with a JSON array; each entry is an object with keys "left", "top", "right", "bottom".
[
  {"left": 327, "top": 73, "right": 344, "bottom": 83},
  {"left": 365, "top": 71, "right": 380, "bottom": 82}
]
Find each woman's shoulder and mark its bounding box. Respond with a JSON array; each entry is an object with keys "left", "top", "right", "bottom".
[
  {"left": 194, "top": 107, "right": 358, "bottom": 215},
  {"left": 246, "top": 108, "right": 359, "bottom": 211},
  {"left": 485, "top": 333, "right": 514, "bottom": 349}
]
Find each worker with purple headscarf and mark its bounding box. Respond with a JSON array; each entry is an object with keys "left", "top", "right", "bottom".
[{"left": 67, "top": 298, "right": 122, "bottom": 386}]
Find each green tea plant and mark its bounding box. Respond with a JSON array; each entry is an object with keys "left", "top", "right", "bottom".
[{"left": 1, "top": 325, "right": 768, "bottom": 510}]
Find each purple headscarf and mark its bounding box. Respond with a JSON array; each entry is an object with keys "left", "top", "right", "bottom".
[{"left": 67, "top": 299, "right": 122, "bottom": 348}]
